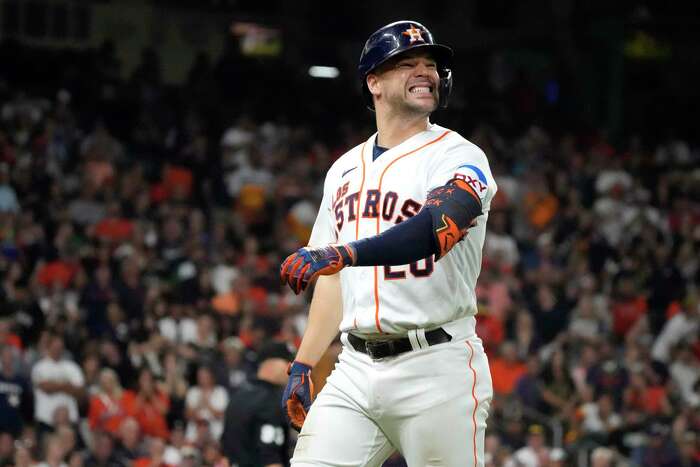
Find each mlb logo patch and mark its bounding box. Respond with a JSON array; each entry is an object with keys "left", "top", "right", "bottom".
[{"left": 453, "top": 164, "right": 488, "bottom": 200}]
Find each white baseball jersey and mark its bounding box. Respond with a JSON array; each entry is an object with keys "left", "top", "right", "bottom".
[{"left": 308, "top": 123, "right": 497, "bottom": 335}]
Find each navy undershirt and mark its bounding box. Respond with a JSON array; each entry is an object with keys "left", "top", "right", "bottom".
[{"left": 373, "top": 141, "right": 388, "bottom": 161}]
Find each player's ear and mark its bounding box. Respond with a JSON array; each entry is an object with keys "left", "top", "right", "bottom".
[{"left": 366, "top": 73, "right": 381, "bottom": 99}]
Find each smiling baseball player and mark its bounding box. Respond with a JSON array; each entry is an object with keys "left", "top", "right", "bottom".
[{"left": 280, "top": 20, "right": 496, "bottom": 466}]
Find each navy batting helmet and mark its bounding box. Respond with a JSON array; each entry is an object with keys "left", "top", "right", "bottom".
[{"left": 358, "top": 20, "right": 453, "bottom": 110}]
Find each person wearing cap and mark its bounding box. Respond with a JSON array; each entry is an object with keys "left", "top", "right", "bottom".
[{"left": 220, "top": 340, "right": 293, "bottom": 467}]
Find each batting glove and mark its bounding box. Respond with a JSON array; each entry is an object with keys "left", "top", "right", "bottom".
[
  {"left": 280, "top": 244, "right": 355, "bottom": 294},
  {"left": 281, "top": 361, "right": 315, "bottom": 432}
]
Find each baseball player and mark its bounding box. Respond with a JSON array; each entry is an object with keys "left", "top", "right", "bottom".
[{"left": 280, "top": 20, "right": 496, "bottom": 466}]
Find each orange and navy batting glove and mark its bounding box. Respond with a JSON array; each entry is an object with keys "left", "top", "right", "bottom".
[
  {"left": 281, "top": 361, "right": 315, "bottom": 431},
  {"left": 280, "top": 244, "right": 355, "bottom": 294}
]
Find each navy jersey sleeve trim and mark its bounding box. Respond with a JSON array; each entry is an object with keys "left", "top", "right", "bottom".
[{"left": 350, "top": 209, "right": 438, "bottom": 266}]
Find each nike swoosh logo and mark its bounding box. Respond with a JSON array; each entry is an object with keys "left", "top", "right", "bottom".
[{"left": 342, "top": 166, "right": 358, "bottom": 177}]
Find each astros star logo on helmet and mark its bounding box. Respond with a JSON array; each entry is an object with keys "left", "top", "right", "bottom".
[{"left": 402, "top": 25, "right": 424, "bottom": 43}]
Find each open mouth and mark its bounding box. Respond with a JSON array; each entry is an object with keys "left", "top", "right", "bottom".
[{"left": 408, "top": 85, "right": 433, "bottom": 95}]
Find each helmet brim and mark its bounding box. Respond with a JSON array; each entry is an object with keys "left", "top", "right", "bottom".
[{"left": 364, "top": 43, "right": 453, "bottom": 77}]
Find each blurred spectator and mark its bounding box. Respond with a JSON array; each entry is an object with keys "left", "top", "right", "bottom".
[
  {"left": 511, "top": 310, "right": 540, "bottom": 360},
  {"left": 0, "top": 163, "right": 19, "bottom": 213},
  {"left": 0, "top": 432, "right": 14, "bottom": 466},
  {"left": 132, "top": 367, "right": 170, "bottom": 440},
  {"left": 112, "top": 417, "right": 145, "bottom": 463},
  {"left": 677, "top": 431, "right": 700, "bottom": 467},
  {"left": 132, "top": 437, "right": 170, "bottom": 467},
  {"left": 507, "top": 424, "right": 550, "bottom": 467},
  {"left": 631, "top": 422, "right": 681, "bottom": 467},
  {"left": 36, "top": 433, "right": 68, "bottom": 467},
  {"left": 548, "top": 447, "right": 567, "bottom": 466},
  {"left": 160, "top": 350, "right": 188, "bottom": 428},
  {"left": 586, "top": 340, "right": 628, "bottom": 405},
  {"left": 30, "top": 332, "right": 85, "bottom": 433},
  {"left": 670, "top": 342, "right": 700, "bottom": 408},
  {"left": 0, "top": 345, "right": 32, "bottom": 437},
  {"left": 83, "top": 430, "right": 125, "bottom": 467},
  {"left": 590, "top": 446, "right": 617, "bottom": 467},
  {"left": 87, "top": 368, "right": 136, "bottom": 435},
  {"left": 623, "top": 365, "right": 673, "bottom": 419},
  {"left": 184, "top": 364, "right": 228, "bottom": 442},
  {"left": 610, "top": 274, "right": 648, "bottom": 342},
  {"left": 216, "top": 336, "right": 254, "bottom": 393},
  {"left": 514, "top": 355, "right": 543, "bottom": 412},
  {"left": 652, "top": 293, "right": 700, "bottom": 364},
  {"left": 188, "top": 313, "right": 219, "bottom": 367},
  {"left": 522, "top": 172, "right": 559, "bottom": 231},
  {"left": 490, "top": 341, "right": 527, "bottom": 396},
  {"left": 13, "top": 443, "right": 35, "bottom": 467},
  {"left": 568, "top": 292, "right": 607, "bottom": 341},
  {"left": 539, "top": 348, "right": 577, "bottom": 416},
  {"left": 55, "top": 423, "right": 80, "bottom": 461},
  {"left": 483, "top": 211, "right": 519, "bottom": 271},
  {"left": 67, "top": 184, "right": 105, "bottom": 227},
  {"left": 530, "top": 285, "right": 569, "bottom": 345},
  {"left": 80, "top": 263, "right": 115, "bottom": 339},
  {"left": 577, "top": 391, "right": 622, "bottom": 445}
]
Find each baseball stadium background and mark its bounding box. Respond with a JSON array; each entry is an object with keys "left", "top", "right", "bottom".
[{"left": 0, "top": 1, "right": 698, "bottom": 466}]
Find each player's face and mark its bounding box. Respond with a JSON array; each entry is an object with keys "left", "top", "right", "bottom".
[{"left": 373, "top": 50, "right": 440, "bottom": 114}]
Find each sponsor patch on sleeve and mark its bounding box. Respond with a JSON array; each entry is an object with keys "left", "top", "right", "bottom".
[{"left": 453, "top": 164, "right": 489, "bottom": 200}]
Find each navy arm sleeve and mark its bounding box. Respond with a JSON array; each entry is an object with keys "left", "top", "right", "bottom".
[
  {"left": 349, "top": 209, "right": 438, "bottom": 266},
  {"left": 348, "top": 176, "right": 483, "bottom": 266}
]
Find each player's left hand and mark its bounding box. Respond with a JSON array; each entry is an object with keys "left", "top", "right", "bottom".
[
  {"left": 281, "top": 361, "right": 315, "bottom": 431},
  {"left": 280, "top": 244, "right": 355, "bottom": 294}
]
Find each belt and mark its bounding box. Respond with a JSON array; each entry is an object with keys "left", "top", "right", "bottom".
[{"left": 347, "top": 328, "right": 452, "bottom": 360}]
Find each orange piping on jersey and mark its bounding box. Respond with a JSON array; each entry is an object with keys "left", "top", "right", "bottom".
[
  {"left": 355, "top": 143, "right": 367, "bottom": 241},
  {"left": 371, "top": 130, "right": 451, "bottom": 333},
  {"left": 373, "top": 266, "right": 381, "bottom": 331},
  {"left": 353, "top": 143, "right": 367, "bottom": 331},
  {"left": 466, "top": 341, "right": 479, "bottom": 467}
]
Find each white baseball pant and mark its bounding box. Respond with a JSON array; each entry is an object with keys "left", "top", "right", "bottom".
[{"left": 291, "top": 316, "right": 493, "bottom": 467}]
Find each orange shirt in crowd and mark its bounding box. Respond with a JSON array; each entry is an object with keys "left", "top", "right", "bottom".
[
  {"left": 625, "top": 385, "right": 668, "bottom": 415},
  {"left": 132, "top": 391, "right": 171, "bottom": 440},
  {"left": 612, "top": 297, "right": 647, "bottom": 338},
  {"left": 3, "top": 334, "right": 22, "bottom": 351},
  {"left": 211, "top": 292, "right": 241, "bottom": 316},
  {"left": 133, "top": 459, "right": 173, "bottom": 467},
  {"left": 37, "top": 260, "right": 78, "bottom": 288},
  {"left": 643, "top": 385, "right": 669, "bottom": 415},
  {"left": 163, "top": 165, "right": 193, "bottom": 199},
  {"left": 475, "top": 314, "right": 504, "bottom": 354},
  {"left": 524, "top": 192, "right": 559, "bottom": 229},
  {"left": 94, "top": 218, "right": 135, "bottom": 242},
  {"left": 490, "top": 357, "right": 527, "bottom": 395},
  {"left": 88, "top": 390, "right": 137, "bottom": 434}
]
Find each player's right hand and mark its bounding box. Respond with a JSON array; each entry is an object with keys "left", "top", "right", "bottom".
[
  {"left": 281, "top": 361, "right": 314, "bottom": 431},
  {"left": 280, "top": 244, "right": 355, "bottom": 294}
]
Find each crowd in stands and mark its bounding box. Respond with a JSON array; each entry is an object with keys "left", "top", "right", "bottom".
[{"left": 0, "top": 39, "right": 698, "bottom": 467}]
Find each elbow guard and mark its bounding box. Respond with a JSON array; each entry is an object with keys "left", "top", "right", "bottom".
[{"left": 424, "top": 177, "right": 483, "bottom": 259}]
